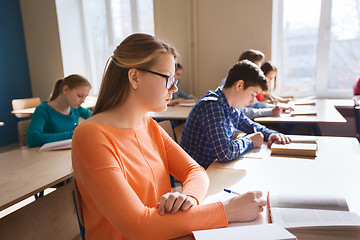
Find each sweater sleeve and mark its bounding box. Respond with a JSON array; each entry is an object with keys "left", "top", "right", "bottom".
[
  {"left": 201, "top": 102, "right": 254, "bottom": 163},
  {"left": 26, "top": 107, "right": 73, "bottom": 147},
  {"left": 72, "top": 123, "right": 228, "bottom": 240},
  {"left": 156, "top": 122, "right": 209, "bottom": 204},
  {"left": 76, "top": 106, "right": 92, "bottom": 119}
]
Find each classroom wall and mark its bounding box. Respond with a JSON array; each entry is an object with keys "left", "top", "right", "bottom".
[
  {"left": 154, "top": 0, "right": 273, "bottom": 96},
  {"left": 0, "top": 0, "right": 32, "bottom": 147},
  {"left": 19, "top": 0, "right": 64, "bottom": 101}
]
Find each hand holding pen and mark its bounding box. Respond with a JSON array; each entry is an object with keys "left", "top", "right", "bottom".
[{"left": 222, "top": 189, "right": 267, "bottom": 223}]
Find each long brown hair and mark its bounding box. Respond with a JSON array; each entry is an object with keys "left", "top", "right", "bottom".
[
  {"left": 92, "top": 33, "right": 177, "bottom": 115},
  {"left": 261, "top": 61, "right": 278, "bottom": 90},
  {"left": 49, "top": 74, "right": 91, "bottom": 101}
]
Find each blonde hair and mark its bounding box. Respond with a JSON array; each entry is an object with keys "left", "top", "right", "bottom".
[
  {"left": 49, "top": 74, "right": 91, "bottom": 101},
  {"left": 92, "top": 33, "right": 178, "bottom": 115}
]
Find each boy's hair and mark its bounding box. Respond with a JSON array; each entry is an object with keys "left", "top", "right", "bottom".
[
  {"left": 175, "top": 63, "right": 183, "bottom": 70},
  {"left": 238, "top": 49, "right": 265, "bottom": 63},
  {"left": 223, "top": 60, "right": 268, "bottom": 91}
]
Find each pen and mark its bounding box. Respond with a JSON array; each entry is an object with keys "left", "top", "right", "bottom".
[
  {"left": 253, "top": 126, "right": 257, "bottom": 133},
  {"left": 224, "top": 188, "right": 241, "bottom": 195}
]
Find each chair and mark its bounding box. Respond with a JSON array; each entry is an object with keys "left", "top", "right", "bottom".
[
  {"left": 354, "top": 96, "right": 360, "bottom": 141},
  {"left": 17, "top": 119, "right": 31, "bottom": 147},
  {"left": 158, "top": 120, "right": 175, "bottom": 140},
  {"left": 73, "top": 179, "right": 85, "bottom": 240},
  {"left": 158, "top": 120, "right": 179, "bottom": 188},
  {"left": 12, "top": 97, "right": 41, "bottom": 119},
  {"left": 174, "top": 123, "right": 185, "bottom": 144}
]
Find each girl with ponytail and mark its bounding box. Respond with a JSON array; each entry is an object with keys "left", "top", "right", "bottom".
[
  {"left": 71, "top": 33, "right": 266, "bottom": 240},
  {"left": 26, "top": 74, "right": 92, "bottom": 147}
]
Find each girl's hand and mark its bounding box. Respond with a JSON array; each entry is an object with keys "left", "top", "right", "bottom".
[
  {"left": 158, "top": 192, "right": 197, "bottom": 216},
  {"left": 223, "top": 191, "right": 267, "bottom": 223}
]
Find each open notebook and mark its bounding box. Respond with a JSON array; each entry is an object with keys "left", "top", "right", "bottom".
[
  {"left": 192, "top": 224, "right": 296, "bottom": 240},
  {"left": 39, "top": 139, "right": 72, "bottom": 152},
  {"left": 268, "top": 192, "right": 360, "bottom": 239}
]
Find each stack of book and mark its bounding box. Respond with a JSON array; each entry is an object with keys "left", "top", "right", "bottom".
[{"left": 270, "top": 136, "right": 318, "bottom": 157}]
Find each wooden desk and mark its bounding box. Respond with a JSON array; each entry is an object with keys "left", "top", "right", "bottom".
[
  {"left": 10, "top": 95, "right": 97, "bottom": 115},
  {"left": 0, "top": 147, "right": 72, "bottom": 211},
  {"left": 147, "top": 106, "right": 192, "bottom": 119},
  {"left": 254, "top": 99, "right": 347, "bottom": 124},
  {"left": 0, "top": 147, "right": 78, "bottom": 239},
  {"left": 205, "top": 136, "right": 360, "bottom": 215}
]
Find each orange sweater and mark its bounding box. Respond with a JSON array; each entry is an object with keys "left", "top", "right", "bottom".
[{"left": 72, "top": 117, "right": 227, "bottom": 240}]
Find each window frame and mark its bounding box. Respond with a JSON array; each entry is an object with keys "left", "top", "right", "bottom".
[{"left": 272, "top": 0, "right": 355, "bottom": 98}]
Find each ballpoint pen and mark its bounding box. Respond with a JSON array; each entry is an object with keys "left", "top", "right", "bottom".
[
  {"left": 224, "top": 188, "right": 241, "bottom": 195},
  {"left": 253, "top": 126, "right": 257, "bottom": 133}
]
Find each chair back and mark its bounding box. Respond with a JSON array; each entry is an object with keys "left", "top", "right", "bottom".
[
  {"left": 17, "top": 119, "right": 31, "bottom": 147},
  {"left": 12, "top": 97, "right": 41, "bottom": 119},
  {"left": 72, "top": 179, "right": 85, "bottom": 240},
  {"left": 174, "top": 123, "right": 185, "bottom": 144},
  {"left": 158, "top": 120, "right": 175, "bottom": 140}
]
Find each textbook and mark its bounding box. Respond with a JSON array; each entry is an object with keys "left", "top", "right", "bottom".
[
  {"left": 39, "top": 139, "right": 72, "bottom": 152},
  {"left": 290, "top": 109, "right": 317, "bottom": 116},
  {"left": 292, "top": 99, "right": 316, "bottom": 106},
  {"left": 288, "top": 135, "right": 318, "bottom": 144},
  {"left": 268, "top": 193, "right": 360, "bottom": 239},
  {"left": 192, "top": 223, "right": 297, "bottom": 240},
  {"left": 271, "top": 142, "right": 317, "bottom": 157}
]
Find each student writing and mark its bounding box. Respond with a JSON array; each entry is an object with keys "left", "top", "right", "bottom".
[
  {"left": 181, "top": 60, "right": 291, "bottom": 169},
  {"left": 26, "top": 75, "right": 91, "bottom": 147}
]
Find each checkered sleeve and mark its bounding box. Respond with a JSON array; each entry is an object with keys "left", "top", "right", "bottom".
[
  {"left": 201, "top": 102, "right": 254, "bottom": 163},
  {"left": 236, "top": 111, "right": 277, "bottom": 140}
]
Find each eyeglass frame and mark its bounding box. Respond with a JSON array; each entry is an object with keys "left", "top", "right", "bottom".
[{"left": 137, "top": 68, "right": 178, "bottom": 90}]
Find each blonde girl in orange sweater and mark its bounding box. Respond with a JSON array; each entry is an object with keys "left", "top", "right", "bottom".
[{"left": 72, "top": 33, "right": 266, "bottom": 240}]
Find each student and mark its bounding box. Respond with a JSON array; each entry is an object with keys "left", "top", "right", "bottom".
[
  {"left": 219, "top": 51, "right": 288, "bottom": 119},
  {"left": 181, "top": 60, "right": 291, "bottom": 169},
  {"left": 219, "top": 49, "right": 264, "bottom": 86},
  {"left": 168, "top": 63, "right": 196, "bottom": 106},
  {"left": 26, "top": 75, "right": 92, "bottom": 147},
  {"left": 354, "top": 77, "right": 360, "bottom": 95},
  {"left": 72, "top": 33, "right": 266, "bottom": 240},
  {"left": 260, "top": 62, "right": 289, "bottom": 103}
]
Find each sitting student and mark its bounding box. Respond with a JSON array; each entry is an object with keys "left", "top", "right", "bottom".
[
  {"left": 219, "top": 50, "right": 289, "bottom": 119},
  {"left": 26, "top": 75, "right": 92, "bottom": 147},
  {"left": 260, "top": 62, "right": 289, "bottom": 103},
  {"left": 354, "top": 77, "right": 360, "bottom": 95},
  {"left": 72, "top": 33, "right": 266, "bottom": 240},
  {"left": 168, "top": 63, "right": 197, "bottom": 105},
  {"left": 181, "top": 60, "right": 291, "bottom": 169},
  {"left": 219, "top": 49, "right": 264, "bottom": 86}
]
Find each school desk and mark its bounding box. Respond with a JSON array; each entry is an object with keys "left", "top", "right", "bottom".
[
  {"left": 175, "top": 136, "right": 360, "bottom": 239},
  {"left": 253, "top": 99, "right": 352, "bottom": 124},
  {"left": 147, "top": 105, "right": 193, "bottom": 119},
  {"left": 0, "top": 147, "right": 78, "bottom": 239}
]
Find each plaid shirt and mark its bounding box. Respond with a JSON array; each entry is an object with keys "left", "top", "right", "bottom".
[{"left": 180, "top": 87, "right": 276, "bottom": 169}]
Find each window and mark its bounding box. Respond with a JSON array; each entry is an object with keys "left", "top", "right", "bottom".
[
  {"left": 81, "top": 0, "right": 154, "bottom": 93},
  {"left": 273, "top": 0, "right": 360, "bottom": 98}
]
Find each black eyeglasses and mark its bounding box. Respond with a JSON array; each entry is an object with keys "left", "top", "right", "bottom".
[{"left": 138, "top": 68, "right": 178, "bottom": 90}]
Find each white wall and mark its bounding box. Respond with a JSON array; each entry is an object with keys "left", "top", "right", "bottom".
[
  {"left": 154, "top": 0, "right": 273, "bottom": 96},
  {"left": 20, "top": 0, "right": 64, "bottom": 101}
]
